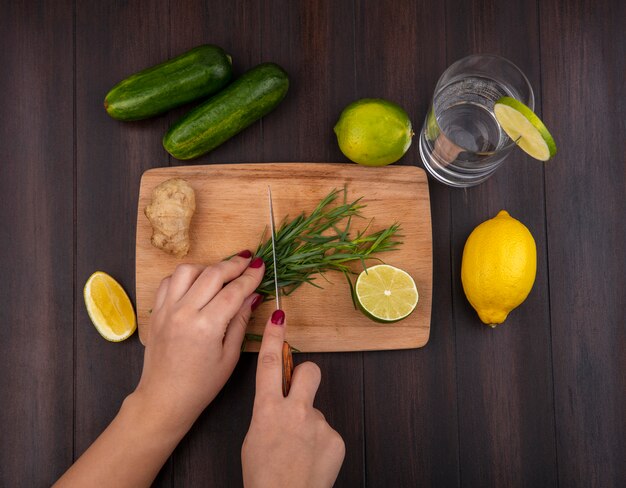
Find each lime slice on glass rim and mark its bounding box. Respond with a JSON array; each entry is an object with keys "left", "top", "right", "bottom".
[
  {"left": 494, "top": 96, "right": 557, "bottom": 161},
  {"left": 355, "top": 264, "right": 418, "bottom": 323}
]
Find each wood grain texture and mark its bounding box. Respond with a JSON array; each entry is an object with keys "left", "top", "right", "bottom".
[
  {"left": 540, "top": 0, "right": 626, "bottom": 485},
  {"left": 74, "top": 1, "right": 173, "bottom": 486},
  {"left": 2, "top": 0, "right": 626, "bottom": 486},
  {"left": 165, "top": 2, "right": 265, "bottom": 486},
  {"left": 257, "top": 3, "right": 366, "bottom": 485},
  {"left": 0, "top": 1, "right": 74, "bottom": 485},
  {"left": 354, "top": 0, "right": 461, "bottom": 486},
  {"left": 136, "top": 163, "right": 432, "bottom": 352},
  {"left": 167, "top": 0, "right": 263, "bottom": 166},
  {"left": 445, "top": 0, "right": 558, "bottom": 486},
  {"left": 166, "top": 1, "right": 368, "bottom": 486}
]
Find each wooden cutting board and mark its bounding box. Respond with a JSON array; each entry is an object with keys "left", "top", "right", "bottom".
[{"left": 136, "top": 163, "right": 432, "bottom": 352}]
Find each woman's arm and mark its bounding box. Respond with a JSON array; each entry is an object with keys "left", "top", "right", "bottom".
[
  {"left": 55, "top": 252, "right": 265, "bottom": 487},
  {"left": 54, "top": 391, "right": 190, "bottom": 487}
]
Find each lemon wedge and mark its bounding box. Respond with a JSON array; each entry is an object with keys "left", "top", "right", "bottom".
[{"left": 84, "top": 271, "right": 136, "bottom": 341}]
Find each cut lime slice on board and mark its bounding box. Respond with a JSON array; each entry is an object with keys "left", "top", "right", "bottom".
[
  {"left": 355, "top": 264, "right": 418, "bottom": 323},
  {"left": 84, "top": 271, "right": 137, "bottom": 342},
  {"left": 494, "top": 96, "right": 557, "bottom": 161}
]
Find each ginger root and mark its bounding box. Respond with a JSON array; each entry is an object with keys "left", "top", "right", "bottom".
[{"left": 144, "top": 178, "right": 196, "bottom": 258}]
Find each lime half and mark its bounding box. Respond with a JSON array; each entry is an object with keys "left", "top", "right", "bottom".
[
  {"left": 494, "top": 97, "right": 557, "bottom": 161},
  {"left": 355, "top": 264, "right": 418, "bottom": 323}
]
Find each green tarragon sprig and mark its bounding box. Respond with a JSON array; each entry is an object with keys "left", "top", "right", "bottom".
[{"left": 253, "top": 188, "right": 402, "bottom": 297}]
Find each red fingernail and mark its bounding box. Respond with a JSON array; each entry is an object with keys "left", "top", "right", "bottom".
[
  {"left": 238, "top": 249, "right": 252, "bottom": 258},
  {"left": 249, "top": 257, "right": 264, "bottom": 269},
  {"left": 251, "top": 294, "right": 263, "bottom": 311},
  {"left": 271, "top": 309, "right": 285, "bottom": 326}
]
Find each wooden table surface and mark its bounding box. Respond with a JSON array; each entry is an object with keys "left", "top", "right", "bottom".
[{"left": 1, "top": 1, "right": 624, "bottom": 486}]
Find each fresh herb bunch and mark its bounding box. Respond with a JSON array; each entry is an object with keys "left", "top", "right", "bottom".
[{"left": 254, "top": 188, "right": 402, "bottom": 297}]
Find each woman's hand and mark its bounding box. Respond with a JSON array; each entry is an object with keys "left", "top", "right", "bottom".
[
  {"left": 134, "top": 251, "right": 265, "bottom": 429},
  {"left": 242, "top": 310, "right": 345, "bottom": 488},
  {"left": 56, "top": 252, "right": 265, "bottom": 488}
]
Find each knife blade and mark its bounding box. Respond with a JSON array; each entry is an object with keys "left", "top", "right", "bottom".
[
  {"left": 267, "top": 186, "right": 281, "bottom": 310},
  {"left": 267, "top": 186, "right": 293, "bottom": 397}
]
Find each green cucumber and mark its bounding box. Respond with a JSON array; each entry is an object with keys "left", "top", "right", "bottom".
[
  {"left": 163, "top": 63, "right": 289, "bottom": 160},
  {"left": 104, "top": 45, "right": 232, "bottom": 121}
]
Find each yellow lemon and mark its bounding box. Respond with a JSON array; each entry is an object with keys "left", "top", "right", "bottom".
[
  {"left": 84, "top": 271, "right": 136, "bottom": 341},
  {"left": 333, "top": 98, "right": 413, "bottom": 166},
  {"left": 461, "top": 210, "right": 536, "bottom": 326}
]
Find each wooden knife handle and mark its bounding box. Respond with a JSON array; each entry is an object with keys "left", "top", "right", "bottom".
[{"left": 282, "top": 341, "right": 294, "bottom": 397}]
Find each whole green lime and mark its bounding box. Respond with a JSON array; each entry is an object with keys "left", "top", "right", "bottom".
[{"left": 334, "top": 98, "right": 413, "bottom": 166}]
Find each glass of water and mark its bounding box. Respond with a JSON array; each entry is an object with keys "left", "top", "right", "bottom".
[{"left": 418, "top": 54, "right": 534, "bottom": 187}]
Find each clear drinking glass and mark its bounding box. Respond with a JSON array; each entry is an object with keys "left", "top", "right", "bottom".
[{"left": 418, "top": 54, "right": 534, "bottom": 187}]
